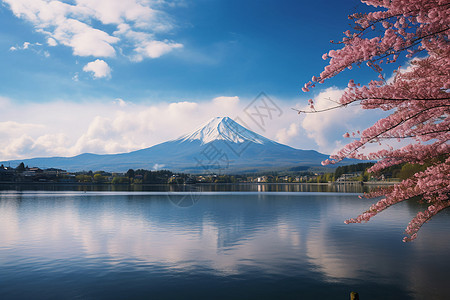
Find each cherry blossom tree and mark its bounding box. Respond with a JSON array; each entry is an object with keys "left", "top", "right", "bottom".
[{"left": 299, "top": 0, "right": 449, "bottom": 241}]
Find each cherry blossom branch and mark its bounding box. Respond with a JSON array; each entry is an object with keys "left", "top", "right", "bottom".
[
  {"left": 302, "top": 0, "right": 450, "bottom": 241},
  {"left": 342, "top": 3, "right": 450, "bottom": 40},
  {"left": 293, "top": 96, "right": 449, "bottom": 115},
  {"left": 403, "top": 199, "right": 450, "bottom": 241},
  {"left": 376, "top": 129, "right": 450, "bottom": 139},
  {"left": 334, "top": 105, "right": 449, "bottom": 160}
]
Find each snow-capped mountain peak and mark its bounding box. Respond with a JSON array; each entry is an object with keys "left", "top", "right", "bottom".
[
  {"left": 176, "top": 117, "right": 270, "bottom": 145},
  {"left": 1, "top": 116, "right": 339, "bottom": 173}
]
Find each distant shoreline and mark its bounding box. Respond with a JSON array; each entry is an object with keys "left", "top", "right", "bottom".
[
  {"left": 0, "top": 181, "right": 396, "bottom": 195},
  {"left": 0, "top": 181, "right": 397, "bottom": 186}
]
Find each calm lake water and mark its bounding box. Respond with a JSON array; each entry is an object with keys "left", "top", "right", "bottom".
[{"left": 1, "top": 189, "right": 449, "bottom": 299}]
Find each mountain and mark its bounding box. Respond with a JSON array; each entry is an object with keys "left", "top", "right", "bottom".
[{"left": 1, "top": 117, "right": 342, "bottom": 173}]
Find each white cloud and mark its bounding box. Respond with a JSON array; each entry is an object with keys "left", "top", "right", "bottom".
[
  {"left": 8, "top": 40, "right": 51, "bottom": 58},
  {"left": 114, "top": 24, "right": 182, "bottom": 61},
  {"left": 2, "top": 0, "right": 182, "bottom": 62},
  {"left": 213, "top": 96, "right": 240, "bottom": 106},
  {"left": 83, "top": 59, "right": 112, "bottom": 79},
  {"left": 132, "top": 40, "right": 183, "bottom": 61},
  {"left": 0, "top": 93, "right": 386, "bottom": 161},
  {"left": 153, "top": 163, "right": 165, "bottom": 170},
  {"left": 300, "top": 88, "right": 355, "bottom": 153},
  {"left": 300, "top": 87, "right": 388, "bottom": 154},
  {"left": 0, "top": 95, "right": 309, "bottom": 160},
  {"left": 53, "top": 18, "right": 119, "bottom": 57},
  {"left": 114, "top": 98, "right": 128, "bottom": 107},
  {"left": 75, "top": 0, "right": 158, "bottom": 27},
  {"left": 276, "top": 123, "right": 299, "bottom": 145},
  {"left": 9, "top": 41, "right": 36, "bottom": 51},
  {"left": 4, "top": 135, "right": 36, "bottom": 157},
  {"left": 47, "top": 37, "right": 57, "bottom": 46}
]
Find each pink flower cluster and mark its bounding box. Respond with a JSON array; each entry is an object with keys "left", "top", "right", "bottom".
[
  {"left": 304, "top": 0, "right": 450, "bottom": 241},
  {"left": 346, "top": 158, "right": 450, "bottom": 241}
]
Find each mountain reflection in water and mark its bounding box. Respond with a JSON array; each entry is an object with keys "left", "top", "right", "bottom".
[{"left": 0, "top": 191, "right": 449, "bottom": 300}]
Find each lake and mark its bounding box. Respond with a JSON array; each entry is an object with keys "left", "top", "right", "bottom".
[{"left": 1, "top": 189, "right": 449, "bottom": 299}]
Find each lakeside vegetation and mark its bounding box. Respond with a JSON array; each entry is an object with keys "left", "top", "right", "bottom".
[{"left": 1, "top": 161, "right": 427, "bottom": 185}]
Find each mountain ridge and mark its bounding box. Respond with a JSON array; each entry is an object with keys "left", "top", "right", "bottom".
[{"left": 0, "top": 117, "right": 352, "bottom": 173}]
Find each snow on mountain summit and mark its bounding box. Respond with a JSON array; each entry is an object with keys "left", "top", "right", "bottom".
[
  {"left": 176, "top": 117, "right": 271, "bottom": 145},
  {"left": 0, "top": 115, "right": 340, "bottom": 173}
]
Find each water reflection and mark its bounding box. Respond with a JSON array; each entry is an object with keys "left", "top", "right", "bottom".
[
  {"left": 0, "top": 182, "right": 378, "bottom": 193},
  {"left": 0, "top": 192, "right": 449, "bottom": 299}
]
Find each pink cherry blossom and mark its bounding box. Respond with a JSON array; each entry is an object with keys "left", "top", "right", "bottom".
[{"left": 303, "top": 0, "right": 450, "bottom": 241}]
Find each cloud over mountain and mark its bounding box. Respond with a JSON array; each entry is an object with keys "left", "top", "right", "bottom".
[
  {"left": 0, "top": 91, "right": 390, "bottom": 163},
  {"left": 300, "top": 87, "right": 388, "bottom": 154},
  {"left": 0, "top": 117, "right": 332, "bottom": 173}
]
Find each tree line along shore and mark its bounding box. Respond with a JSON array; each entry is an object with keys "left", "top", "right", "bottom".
[{"left": 1, "top": 162, "right": 428, "bottom": 185}]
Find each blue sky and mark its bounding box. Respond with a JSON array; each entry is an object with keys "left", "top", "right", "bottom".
[{"left": 0, "top": 0, "right": 394, "bottom": 161}]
